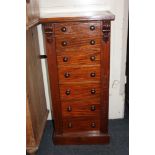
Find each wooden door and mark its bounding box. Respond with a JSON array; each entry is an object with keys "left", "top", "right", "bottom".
[
  {"left": 26, "top": 27, "right": 48, "bottom": 153},
  {"left": 26, "top": 0, "right": 39, "bottom": 29}
]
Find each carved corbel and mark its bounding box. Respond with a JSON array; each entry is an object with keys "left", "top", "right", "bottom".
[
  {"left": 102, "top": 21, "right": 111, "bottom": 43},
  {"left": 44, "top": 23, "right": 54, "bottom": 43}
]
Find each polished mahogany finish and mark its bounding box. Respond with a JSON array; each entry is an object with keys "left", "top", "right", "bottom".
[
  {"left": 57, "top": 51, "right": 100, "bottom": 65},
  {"left": 63, "top": 118, "right": 100, "bottom": 133},
  {"left": 42, "top": 11, "right": 115, "bottom": 145},
  {"left": 62, "top": 102, "right": 100, "bottom": 118},
  {"left": 58, "top": 65, "right": 100, "bottom": 83},
  {"left": 56, "top": 37, "right": 101, "bottom": 51},
  {"left": 60, "top": 83, "right": 100, "bottom": 100},
  {"left": 54, "top": 22, "right": 101, "bottom": 37},
  {"left": 40, "top": 11, "right": 115, "bottom": 23}
]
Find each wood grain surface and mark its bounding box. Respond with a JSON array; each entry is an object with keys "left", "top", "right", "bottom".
[
  {"left": 58, "top": 65, "right": 100, "bottom": 83},
  {"left": 57, "top": 50, "right": 100, "bottom": 65},
  {"left": 59, "top": 83, "right": 100, "bottom": 101},
  {"left": 56, "top": 37, "right": 101, "bottom": 52},
  {"left": 62, "top": 101, "right": 100, "bottom": 118},
  {"left": 53, "top": 131, "right": 110, "bottom": 145},
  {"left": 54, "top": 21, "right": 101, "bottom": 37},
  {"left": 100, "top": 21, "right": 111, "bottom": 133},
  {"left": 26, "top": 26, "right": 48, "bottom": 153},
  {"left": 43, "top": 23, "right": 63, "bottom": 134},
  {"left": 26, "top": 96, "right": 36, "bottom": 147},
  {"left": 43, "top": 16, "right": 114, "bottom": 144},
  {"left": 40, "top": 11, "right": 115, "bottom": 23},
  {"left": 63, "top": 118, "right": 100, "bottom": 133}
]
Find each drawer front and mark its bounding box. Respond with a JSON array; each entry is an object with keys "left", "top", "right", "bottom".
[
  {"left": 56, "top": 37, "right": 101, "bottom": 52},
  {"left": 57, "top": 50, "right": 100, "bottom": 65},
  {"left": 63, "top": 118, "right": 100, "bottom": 133},
  {"left": 58, "top": 65, "right": 100, "bottom": 83},
  {"left": 59, "top": 83, "right": 100, "bottom": 101},
  {"left": 62, "top": 101, "right": 100, "bottom": 118},
  {"left": 54, "top": 21, "right": 101, "bottom": 37}
]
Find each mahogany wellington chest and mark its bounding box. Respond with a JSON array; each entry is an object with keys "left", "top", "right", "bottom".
[{"left": 41, "top": 11, "right": 115, "bottom": 144}]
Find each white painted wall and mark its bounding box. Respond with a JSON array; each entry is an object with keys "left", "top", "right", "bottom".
[
  {"left": 37, "top": 25, "right": 53, "bottom": 120},
  {"left": 38, "top": 0, "right": 128, "bottom": 119}
]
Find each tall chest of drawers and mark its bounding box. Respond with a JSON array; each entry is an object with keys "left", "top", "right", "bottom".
[{"left": 41, "top": 11, "right": 115, "bottom": 144}]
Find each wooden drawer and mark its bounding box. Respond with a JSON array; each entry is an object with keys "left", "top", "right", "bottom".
[
  {"left": 58, "top": 65, "right": 100, "bottom": 83},
  {"left": 59, "top": 83, "right": 100, "bottom": 101},
  {"left": 56, "top": 37, "right": 101, "bottom": 52},
  {"left": 54, "top": 21, "right": 101, "bottom": 37},
  {"left": 57, "top": 50, "right": 100, "bottom": 65},
  {"left": 63, "top": 118, "right": 100, "bottom": 133},
  {"left": 62, "top": 100, "right": 100, "bottom": 118}
]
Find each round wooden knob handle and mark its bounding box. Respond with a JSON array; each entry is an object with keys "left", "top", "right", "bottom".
[
  {"left": 64, "top": 72, "right": 70, "bottom": 78},
  {"left": 62, "top": 41, "right": 67, "bottom": 46},
  {"left": 67, "top": 106, "right": 72, "bottom": 112},
  {"left": 68, "top": 122, "right": 72, "bottom": 128},
  {"left": 91, "top": 105, "right": 96, "bottom": 111},
  {"left": 90, "top": 56, "right": 96, "bottom": 61},
  {"left": 65, "top": 89, "right": 71, "bottom": 95},
  {"left": 91, "top": 89, "right": 96, "bottom": 94},
  {"left": 63, "top": 57, "right": 68, "bottom": 62},
  {"left": 90, "top": 40, "right": 95, "bottom": 45},
  {"left": 91, "top": 122, "right": 96, "bottom": 128},
  {"left": 90, "top": 72, "right": 96, "bottom": 77},
  {"left": 61, "top": 27, "right": 67, "bottom": 32},
  {"left": 90, "top": 25, "right": 95, "bottom": 31}
]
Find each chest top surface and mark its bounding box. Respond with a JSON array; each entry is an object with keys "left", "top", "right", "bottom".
[{"left": 40, "top": 11, "right": 115, "bottom": 23}]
